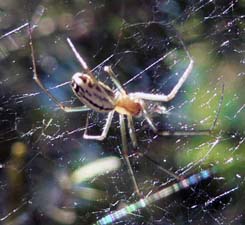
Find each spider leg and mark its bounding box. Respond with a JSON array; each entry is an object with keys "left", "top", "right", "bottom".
[
  {"left": 140, "top": 102, "right": 212, "bottom": 136},
  {"left": 129, "top": 57, "right": 194, "bottom": 102},
  {"left": 127, "top": 115, "right": 180, "bottom": 179},
  {"left": 61, "top": 106, "right": 91, "bottom": 112},
  {"left": 104, "top": 66, "right": 127, "bottom": 95},
  {"left": 142, "top": 108, "right": 158, "bottom": 133},
  {"left": 119, "top": 114, "right": 141, "bottom": 197},
  {"left": 157, "top": 130, "right": 212, "bottom": 136},
  {"left": 127, "top": 115, "right": 138, "bottom": 148},
  {"left": 29, "top": 28, "right": 91, "bottom": 113},
  {"left": 83, "top": 111, "right": 114, "bottom": 141},
  {"left": 158, "top": 83, "right": 224, "bottom": 137},
  {"left": 67, "top": 38, "right": 97, "bottom": 82}
]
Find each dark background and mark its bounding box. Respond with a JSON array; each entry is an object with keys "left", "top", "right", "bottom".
[{"left": 0, "top": 1, "right": 244, "bottom": 224}]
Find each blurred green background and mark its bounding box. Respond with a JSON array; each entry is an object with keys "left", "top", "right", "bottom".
[{"left": 0, "top": 0, "right": 244, "bottom": 224}]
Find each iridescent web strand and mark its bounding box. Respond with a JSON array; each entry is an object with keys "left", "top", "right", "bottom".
[{"left": 94, "top": 169, "right": 213, "bottom": 225}]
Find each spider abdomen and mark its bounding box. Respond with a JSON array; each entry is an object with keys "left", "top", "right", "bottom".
[{"left": 71, "top": 73, "right": 115, "bottom": 113}]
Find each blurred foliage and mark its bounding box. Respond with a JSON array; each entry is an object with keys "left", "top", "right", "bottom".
[{"left": 0, "top": 0, "right": 244, "bottom": 225}]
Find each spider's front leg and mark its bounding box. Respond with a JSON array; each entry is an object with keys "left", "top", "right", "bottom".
[{"left": 29, "top": 28, "right": 92, "bottom": 113}]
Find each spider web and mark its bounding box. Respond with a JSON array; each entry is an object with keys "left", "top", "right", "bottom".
[{"left": 0, "top": 0, "right": 244, "bottom": 225}]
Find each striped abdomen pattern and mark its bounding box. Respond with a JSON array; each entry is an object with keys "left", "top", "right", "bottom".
[{"left": 71, "top": 73, "right": 115, "bottom": 113}]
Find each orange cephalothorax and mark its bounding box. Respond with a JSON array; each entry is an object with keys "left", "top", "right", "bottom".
[{"left": 115, "top": 96, "right": 142, "bottom": 116}]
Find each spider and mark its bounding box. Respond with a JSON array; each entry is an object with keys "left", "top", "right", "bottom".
[{"left": 29, "top": 30, "right": 195, "bottom": 197}]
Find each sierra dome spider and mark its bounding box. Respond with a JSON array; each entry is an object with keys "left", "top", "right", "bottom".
[{"left": 29, "top": 30, "right": 194, "bottom": 196}]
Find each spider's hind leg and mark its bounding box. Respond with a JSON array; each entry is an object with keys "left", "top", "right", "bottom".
[
  {"left": 127, "top": 115, "right": 138, "bottom": 148},
  {"left": 127, "top": 114, "right": 181, "bottom": 180},
  {"left": 119, "top": 114, "right": 141, "bottom": 197},
  {"left": 142, "top": 102, "right": 212, "bottom": 137},
  {"left": 83, "top": 111, "right": 114, "bottom": 141}
]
